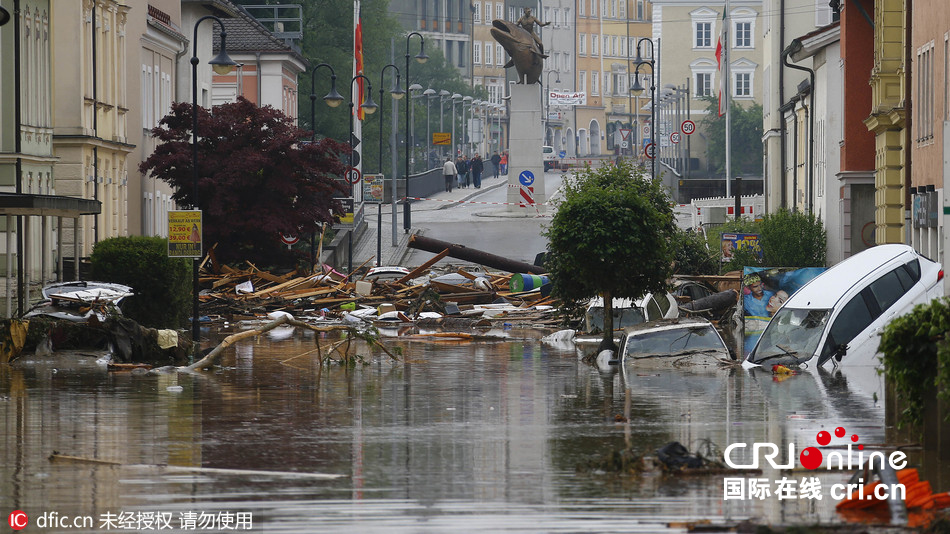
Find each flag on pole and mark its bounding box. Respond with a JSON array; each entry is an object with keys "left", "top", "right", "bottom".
[
  {"left": 715, "top": 8, "right": 726, "bottom": 117},
  {"left": 355, "top": 6, "right": 365, "bottom": 120}
]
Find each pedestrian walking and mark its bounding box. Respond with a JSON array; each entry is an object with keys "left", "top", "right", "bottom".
[
  {"left": 500, "top": 152, "right": 508, "bottom": 175},
  {"left": 471, "top": 154, "right": 484, "bottom": 188},
  {"left": 443, "top": 157, "right": 457, "bottom": 192},
  {"left": 456, "top": 156, "right": 468, "bottom": 189},
  {"left": 490, "top": 152, "right": 501, "bottom": 178}
]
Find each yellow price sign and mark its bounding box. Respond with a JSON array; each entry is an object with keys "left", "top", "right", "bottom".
[{"left": 168, "top": 210, "right": 202, "bottom": 258}]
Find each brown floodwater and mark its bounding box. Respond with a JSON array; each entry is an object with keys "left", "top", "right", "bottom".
[{"left": 1, "top": 323, "right": 946, "bottom": 532}]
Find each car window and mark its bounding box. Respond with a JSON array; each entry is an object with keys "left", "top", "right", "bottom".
[
  {"left": 895, "top": 263, "right": 915, "bottom": 291},
  {"left": 646, "top": 296, "right": 662, "bottom": 320},
  {"left": 868, "top": 270, "right": 906, "bottom": 313},
  {"left": 819, "top": 291, "right": 875, "bottom": 364},
  {"left": 903, "top": 258, "right": 921, "bottom": 283},
  {"left": 655, "top": 293, "right": 672, "bottom": 316}
]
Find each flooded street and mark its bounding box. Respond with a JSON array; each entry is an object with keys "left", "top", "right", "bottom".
[{"left": 1, "top": 325, "right": 945, "bottom": 532}]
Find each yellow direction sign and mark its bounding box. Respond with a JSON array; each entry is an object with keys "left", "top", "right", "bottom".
[
  {"left": 432, "top": 132, "right": 451, "bottom": 146},
  {"left": 168, "top": 210, "right": 203, "bottom": 258}
]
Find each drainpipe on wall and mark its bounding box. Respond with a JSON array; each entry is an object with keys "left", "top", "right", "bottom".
[
  {"left": 256, "top": 52, "right": 262, "bottom": 106},
  {"left": 13, "top": 0, "right": 24, "bottom": 313},
  {"left": 782, "top": 39, "right": 815, "bottom": 214},
  {"left": 778, "top": 0, "right": 786, "bottom": 209}
]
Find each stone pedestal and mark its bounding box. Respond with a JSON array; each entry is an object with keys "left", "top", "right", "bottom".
[{"left": 507, "top": 84, "right": 546, "bottom": 212}]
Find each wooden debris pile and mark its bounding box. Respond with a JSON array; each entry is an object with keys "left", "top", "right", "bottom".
[{"left": 199, "top": 254, "right": 560, "bottom": 327}]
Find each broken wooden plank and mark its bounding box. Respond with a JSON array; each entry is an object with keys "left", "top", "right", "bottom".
[{"left": 396, "top": 248, "right": 450, "bottom": 284}]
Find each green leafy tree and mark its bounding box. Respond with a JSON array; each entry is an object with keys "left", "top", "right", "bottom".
[
  {"left": 139, "top": 98, "right": 349, "bottom": 267},
  {"left": 232, "top": 0, "right": 482, "bottom": 170},
  {"left": 699, "top": 97, "right": 764, "bottom": 177},
  {"left": 671, "top": 227, "right": 718, "bottom": 275},
  {"left": 90, "top": 237, "right": 191, "bottom": 328},
  {"left": 759, "top": 208, "right": 826, "bottom": 267},
  {"left": 543, "top": 160, "right": 676, "bottom": 351}
]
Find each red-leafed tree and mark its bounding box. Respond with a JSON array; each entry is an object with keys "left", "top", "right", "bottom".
[{"left": 140, "top": 98, "right": 349, "bottom": 266}]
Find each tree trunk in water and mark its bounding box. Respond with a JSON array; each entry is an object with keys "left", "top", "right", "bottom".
[{"left": 598, "top": 291, "right": 617, "bottom": 353}]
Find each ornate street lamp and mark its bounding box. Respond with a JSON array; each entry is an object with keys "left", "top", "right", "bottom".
[
  {"left": 190, "top": 15, "right": 236, "bottom": 347},
  {"left": 308, "top": 63, "right": 344, "bottom": 142},
  {"left": 403, "top": 32, "right": 428, "bottom": 233},
  {"left": 631, "top": 37, "right": 656, "bottom": 182},
  {"left": 376, "top": 64, "right": 403, "bottom": 266},
  {"left": 423, "top": 88, "right": 436, "bottom": 168},
  {"left": 346, "top": 74, "right": 377, "bottom": 273}
]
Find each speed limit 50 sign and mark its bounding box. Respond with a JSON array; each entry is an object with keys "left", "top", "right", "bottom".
[{"left": 681, "top": 119, "right": 696, "bottom": 135}]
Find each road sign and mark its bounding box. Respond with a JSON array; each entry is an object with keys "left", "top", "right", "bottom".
[
  {"left": 619, "top": 128, "right": 632, "bottom": 140},
  {"left": 433, "top": 132, "right": 451, "bottom": 145},
  {"left": 558, "top": 150, "right": 566, "bottom": 158},
  {"left": 345, "top": 167, "right": 362, "bottom": 184},
  {"left": 644, "top": 143, "right": 656, "bottom": 159},
  {"left": 281, "top": 234, "right": 299, "bottom": 246},
  {"left": 670, "top": 132, "right": 681, "bottom": 144},
  {"left": 642, "top": 124, "right": 651, "bottom": 137},
  {"left": 681, "top": 119, "right": 696, "bottom": 135},
  {"left": 519, "top": 170, "right": 535, "bottom": 186}
]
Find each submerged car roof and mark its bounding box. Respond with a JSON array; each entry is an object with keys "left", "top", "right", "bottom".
[
  {"left": 781, "top": 244, "right": 916, "bottom": 309},
  {"left": 620, "top": 317, "right": 714, "bottom": 335}
]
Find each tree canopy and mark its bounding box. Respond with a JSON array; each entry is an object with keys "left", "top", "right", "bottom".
[
  {"left": 139, "top": 98, "right": 349, "bottom": 266},
  {"left": 543, "top": 160, "right": 677, "bottom": 350},
  {"left": 700, "top": 97, "right": 764, "bottom": 177}
]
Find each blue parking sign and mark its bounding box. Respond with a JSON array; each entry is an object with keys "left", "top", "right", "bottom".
[{"left": 519, "top": 170, "right": 535, "bottom": 186}]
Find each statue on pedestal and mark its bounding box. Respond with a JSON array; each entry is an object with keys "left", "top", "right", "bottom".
[{"left": 490, "top": 8, "right": 550, "bottom": 85}]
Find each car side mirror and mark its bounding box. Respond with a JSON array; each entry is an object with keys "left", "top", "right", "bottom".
[{"left": 833, "top": 343, "right": 848, "bottom": 362}]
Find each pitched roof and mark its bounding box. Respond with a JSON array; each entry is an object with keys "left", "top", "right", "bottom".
[{"left": 212, "top": 2, "right": 306, "bottom": 65}]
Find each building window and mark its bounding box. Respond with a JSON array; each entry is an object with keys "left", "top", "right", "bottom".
[
  {"left": 637, "top": 0, "right": 645, "bottom": 20},
  {"left": 496, "top": 43, "right": 503, "bottom": 65},
  {"left": 496, "top": 2, "right": 503, "bottom": 20},
  {"left": 918, "top": 43, "right": 935, "bottom": 141},
  {"left": 590, "top": 0, "right": 596, "bottom": 17},
  {"left": 695, "top": 72, "right": 712, "bottom": 96},
  {"left": 591, "top": 34, "right": 599, "bottom": 55},
  {"left": 734, "top": 72, "right": 751, "bottom": 97},
  {"left": 579, "top": 70, "right": 587, "bottom": 93},
  {"left": 619, "top": 0, "right": 626, "bottom": 19},
  {"left": 579, "top": 33, "right": 586, "bottom": 55},
  {"left": 458, "top": 41, "right": 466, "bottom": 67},
  {"left": 563, "top": 8, "right": 571, "bottom": 27},
  {"left": 734, "top": 21, "right": 751, "bottom": 48},
  {"left": 695, "top": 21, "right": 712, "bottom": 48},
  {"left": 609, "top": 0, "right": 617, "bottom": 18},
  {"left": 592, "top": 70, "right": 599, "bottom": 95},
  {"left": 474, "top": 2, "right": 481, "bottom": 23},
  {"left": 604, "top": 71, "right": 611, "bottom": 95},
  {"left": 474, "top": 41, "right": 481, "bottom": 65},
  {"left": 604, "top": 35, "right": 609, "bottom": 56},
  {"left": 579, "top": 0, "right": 586, "bottom": 17},
  {"left": 612, "top": 36, "right": 618, "bottom": 57},
  {"left": 485, "top": 41, "right": 493, "bottom": 65}
]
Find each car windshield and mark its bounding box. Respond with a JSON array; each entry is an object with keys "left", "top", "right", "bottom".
[
  {"left": 748, "top": 308, "right": 831, "bottom": 365},
  {"left": 623, "top": 325, "right": 725, "bottom": 358}
]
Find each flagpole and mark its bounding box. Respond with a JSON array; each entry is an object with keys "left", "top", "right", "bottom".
[{"left": 724, "top": 0, "right": 731, "bottom": 200}]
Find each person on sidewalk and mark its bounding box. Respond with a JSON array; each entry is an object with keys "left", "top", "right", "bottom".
[
  {"left": 490, "top": 152, "right": 501, "bottom": 178},
  {"left": 456, "top": 156, "right": 468, "bottom": 189},
  {"left": 471, "top": 154, "right": 484, "bottom": 188},
  {"left": 500, "top": 152, "right": 508, "bottom": 175},
  {"left": 443, "top": 157, "right": 458, "bottom": 192}
]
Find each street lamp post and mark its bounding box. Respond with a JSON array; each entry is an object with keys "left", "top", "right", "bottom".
[
  {"left": 461, "top": 96, "right": 472, "bottom": 157},
  {"left": 472, "top": 100, "right": 483, "bottom": 156},
  {"left": 423, "top": 88, "right": 436, "bottom": 168},
  {"left": 307, "top": 62, "right": 344, "bottom": 270},
  {"left": 377, "top": 64, "right": 404, "bottom": 266},
  {"left": 438, "top": 90, "right": 450, "bottom": 160},
  {"left": 451, "top": 93, "right": 461, "bottom": 158},
  {"left": 347, "top": 74, "right": 377, "bottom": 273},
  {"left": 309, "top": 63, "right": 345, "bottom": 142},
  {"left": 190, "top": 15, "right": 236, "bottom": 347},
  {"left": 403, "top": 32, "right": 428, "bottom": 233},
  {"left": 544, "top": 70, "right": 560, "bottom": 145},
  {"left": 408, "top": 84, "right": 422, "bottom": 173},
  {"left": 631, "top": 38, "right": 656, "bottom": 182}
]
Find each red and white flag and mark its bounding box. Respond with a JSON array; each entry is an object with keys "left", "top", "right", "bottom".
[{"left": 715, "top": 9, "right": 726, "bottom": 117}]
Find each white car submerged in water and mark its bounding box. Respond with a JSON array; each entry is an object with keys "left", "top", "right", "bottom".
[{"left": 744, "top": 245, "right": 943, "bottom": 371}]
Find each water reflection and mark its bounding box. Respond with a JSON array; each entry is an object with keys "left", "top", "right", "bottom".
[{"left": 0, "top": 327, "right": 942, "bottom": 532}]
